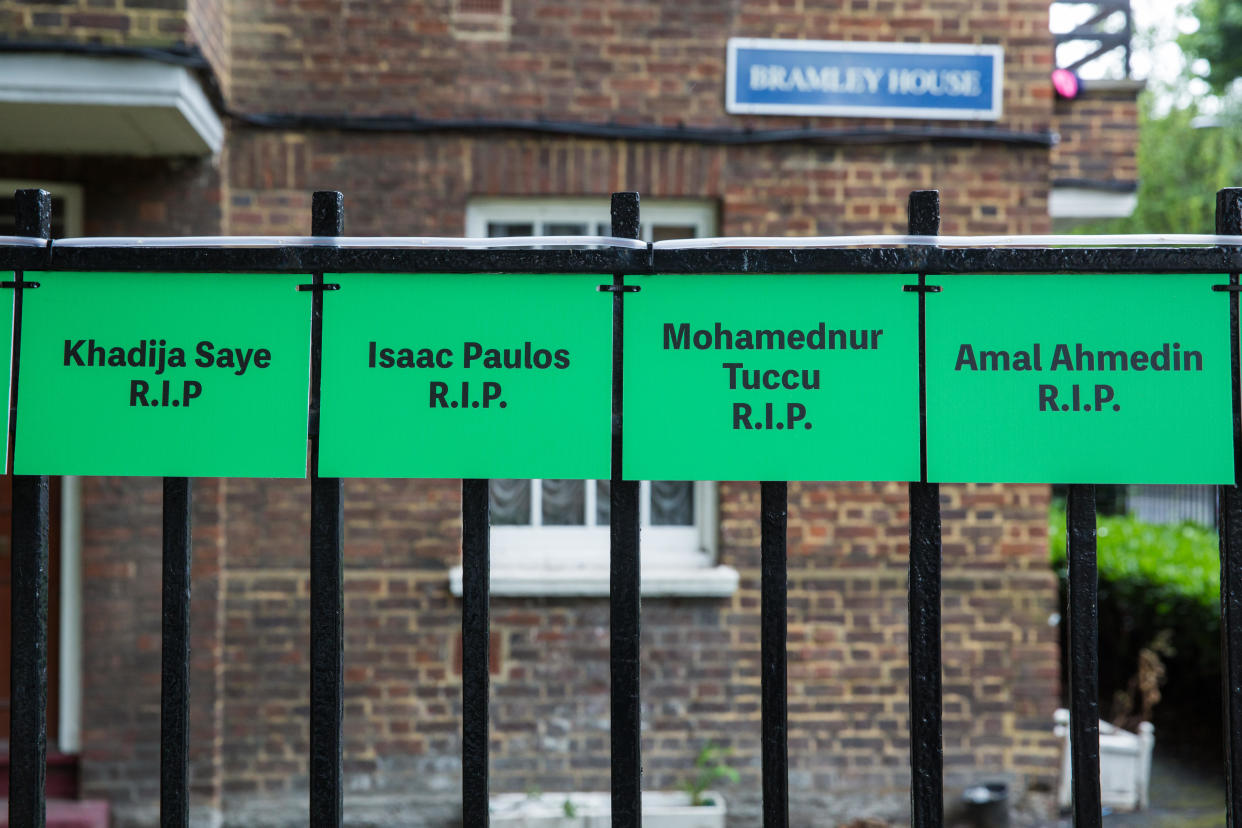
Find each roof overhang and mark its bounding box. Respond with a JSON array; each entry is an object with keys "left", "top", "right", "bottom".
[{"left": 0, "top": 53, "right": 223, "bottom": 157}]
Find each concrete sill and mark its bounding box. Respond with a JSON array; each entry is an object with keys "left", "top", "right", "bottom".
[{"left": 448, "top": 565, "right": 739, "bottom": 598}]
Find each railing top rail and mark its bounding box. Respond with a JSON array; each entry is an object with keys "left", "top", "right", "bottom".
[
  {"left": 5, "top": 235, "right": 1242, "bottom": 274},
  {"left": 654, "top": 233, "right": 1242, "bottom": 249},
  {"left": 26, "top": 233, "right": 1242, "bottom": 249},
  {"left": 51, "top": 235, "right": 650, "bottom": 249}
]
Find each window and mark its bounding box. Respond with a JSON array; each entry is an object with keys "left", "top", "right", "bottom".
[
  {"left": 487, "top": 478, "right": 713, "bottom": 568},
  {"left": 464, "top": 196, "right": 716, "bottom": 243},
  {"left": 449, "top": 198, "right": 736, "bottom": 597}
]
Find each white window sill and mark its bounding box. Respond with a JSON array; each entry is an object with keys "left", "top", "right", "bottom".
[{"left": 448, "top": 565, "right": 739, "bottom": 598}]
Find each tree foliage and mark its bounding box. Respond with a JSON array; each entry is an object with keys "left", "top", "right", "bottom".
[
  {"left": 1049, "top": 506, "right": 1221, "bottom": 736},
  {"left": 1074, "top": 93, "right": 1242, "bottom": 234},
  {"left": 1182, "top": 0, "right": 1242, "bottom": 95}
]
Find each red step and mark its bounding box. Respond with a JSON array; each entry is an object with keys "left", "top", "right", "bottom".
[
  {"left": 0, "top": 751, "right": 79, "bottom": 798},
  {"left": 0, "top": 799, "right": 109, "bottom": 828}
]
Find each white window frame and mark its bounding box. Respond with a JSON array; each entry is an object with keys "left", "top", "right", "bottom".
[
  {"left": 490, "top": 480, "right": 716, "bottom": 570},
  {"left": 465, "top": 196, "right": 717, "bottom": 242},
  {"left": 450, "top": 197, "right": 736, "bottom": 597}
]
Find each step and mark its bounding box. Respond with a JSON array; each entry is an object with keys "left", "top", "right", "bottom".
[
  {"left": 0, "top": 751, "right": 79, "bottom": 798},
  {"left": 0, "top": 799, "right": 109, "bottom": 828}
]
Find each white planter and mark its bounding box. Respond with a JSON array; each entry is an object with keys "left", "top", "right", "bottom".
[
  {"left": 1053, "top": 708, "right": 1155, "bottom": 811},
  {"left": 490, "top": 791, "right": 726, "bottom": 827}
]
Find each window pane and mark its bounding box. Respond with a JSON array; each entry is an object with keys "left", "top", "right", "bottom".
[
  {"left": 543, "top": 222, "right": 589, "bottom": 236},
  {"left": 651, "top": 481, "right": 694, "bottom": 525},
  {"left": 595, "top": 480, "right": 610, "bottom": 525},
  {"left": 541, "top": 479, "right": 585, "bottom": 525},
  {"left": 490, "top": 479, "right": 531, "bottom": 525},
  {"left": 487, "top": 222, "right": 533, "bottom": 237},
  {"left": 650, "top": 224, "right": 697, "bottom": 242}
]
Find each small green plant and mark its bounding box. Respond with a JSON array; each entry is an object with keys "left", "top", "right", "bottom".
[
  {"left": 561, "top": 797, "right": 577, "bottom": 818},
  {"left": 681, "top": 742, "right": 739, "bottom": 807}
]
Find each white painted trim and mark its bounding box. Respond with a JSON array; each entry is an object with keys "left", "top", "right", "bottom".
[
  {"left": 726, "top": 37, "right": 1004, "bottom": 121},
  {"left": 0, "top": 54, "right": 223, "bottom": 154},
  {"left": 59, "top": 476, "right": 82, "bottom": 754},
  {"left": 696, "top": 477, "right": 719, "bottom": 564},
  {"left": 172, "top": 66, "right": 226, "bottom": 153},
  {"left": 449, "top": 565, "right": 740, "bottom": 598},
  {"left": 1049, "top": 186, "right": 1138, "bottom": 219}
]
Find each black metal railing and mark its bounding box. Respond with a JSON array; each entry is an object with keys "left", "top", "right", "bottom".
[{"left": 5, "top": 186, "right": 1242, "bottom": 828}]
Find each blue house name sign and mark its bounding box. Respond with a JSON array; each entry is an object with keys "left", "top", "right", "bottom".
[{"left": 726, "top": 38, "right": 1004, "bottom": 121}]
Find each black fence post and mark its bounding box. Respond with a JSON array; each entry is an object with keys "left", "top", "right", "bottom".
[
  {"left": 906, "top": 189, "right": 943, "bottom": 828},
  {"left": 9, "top": 188, "right": 51, "bottom": 828},
  {"left": 461, "top": 478, "right": 491, "bottom": 826},
  {"left": 609, "top": 191, "right": 642, "bottom": 828},
  {"left": 161, "top": 476, "right": 193, "bottom": 828},
  {"left": 1066, "top": 484, "right": 1101, "bottom": 826},
  {"left": 1217, "top": 187, "right": 1242, "bottom": 826},
  {"left": 309, "top": 191, "right": 345, "bottom": 828},
  {"left": 760, "top": 480, "right": 788, "bottom": 827}
]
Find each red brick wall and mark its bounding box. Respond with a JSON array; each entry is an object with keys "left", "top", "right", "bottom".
[
  {"left": 6, "top": 125, "right": 1050, "bottom": 828},
  {"left": 224, "top": 0, "right": 1052, "bottom": 136},
  {"left": 1051, "top": 80, "right": 1142, "bottom": 187},
  {"left": 192, "top": 478, "right": 1058, "bottom": 825},
  {"left": 225, "top": 130, "right": 1051, "bottom": 237},
  {"left": 5, "top": 0, "right": 1072, "bottom": 822},
  {"left": 64, "top": 473, "right": 1059, "bottom": 825},
  {"left": 208, "top": 126, "right": 1061, "bottom": 825},
  {"left": 0, "top": 155, "right": 222, "bottom": 237},
  {"left": 0, "top": 0, "right": 188, "bottom": 46},
  {"left": 77, "top": 478, "right": 226, "bottom": 826},
  {"left": 187, "top": 0, "right": 228, "bottom": 92},
  {"left": 4, "top": 141, "right": 1063, "bottom": 828}
]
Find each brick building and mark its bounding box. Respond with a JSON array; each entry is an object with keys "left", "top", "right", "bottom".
[{"left": 0, "top": 0, "right": 1139, "bottom": 825}]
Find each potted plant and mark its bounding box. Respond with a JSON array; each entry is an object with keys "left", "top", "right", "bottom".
[{"left": 1054, "top": 635, "right": 1165, "bottom": 812}]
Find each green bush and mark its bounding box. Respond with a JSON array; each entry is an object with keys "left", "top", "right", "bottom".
[{"left": 1049, "top": 505, "right": 1222, "bottom": 730}]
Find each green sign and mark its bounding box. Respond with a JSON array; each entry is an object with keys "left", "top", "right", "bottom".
[
  {"left": 623, "top": 273, "right": 919, "bottom": 481},
  {"left": 16, "top": 272, "right": 311, "bottom": 477},
  {"left": 318, "top": 273, "right": 611, "bottom": 478},
  {"left": 926, "top": 273, "right": 1233, "bottom": 483}
]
